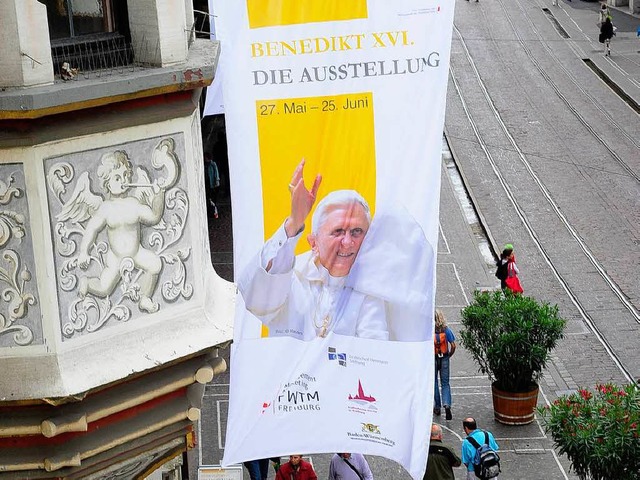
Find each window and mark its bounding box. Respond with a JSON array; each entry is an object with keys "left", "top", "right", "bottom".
[
  {"left": 44, "top": 0, "right": 121, "bottom": 40},
  {"left": 41, "top": 0, "right": 132, "bottom": 76}
]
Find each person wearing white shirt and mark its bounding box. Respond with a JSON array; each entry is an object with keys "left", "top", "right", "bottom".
[{"left": 328, "top": 453, "right": 374, "bottom": 480}]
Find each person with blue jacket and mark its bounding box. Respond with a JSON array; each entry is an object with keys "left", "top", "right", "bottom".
[{"left": 462, "top": 418, "right": 500, "bottom": 479}]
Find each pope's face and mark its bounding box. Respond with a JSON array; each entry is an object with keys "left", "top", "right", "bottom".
[{"left": 308, "top": 202, "right": 370, "bottom": 277}]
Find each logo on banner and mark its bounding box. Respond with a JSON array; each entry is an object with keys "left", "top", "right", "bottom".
[
  {"left": 328, "top": 347, "right": 347, "bottom": 366},
  {"left": 347, "top": 422, "right": 396, "bottom": 447},
  {"left": 361, "top": 423, "right": 381, "bottom": 434},
  {"left": 329, "top": 347, "right": 391, "bottom": 369},
  {"left": 263, "top": 373, "right": 321, "bottom": 414},
  {"left": 348, "top": 380, "right": 378, "bottom": 414}
]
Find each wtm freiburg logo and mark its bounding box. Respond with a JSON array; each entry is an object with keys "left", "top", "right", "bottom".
[{"left": 261, "top": 373, "right": 321, "bottom": 415}]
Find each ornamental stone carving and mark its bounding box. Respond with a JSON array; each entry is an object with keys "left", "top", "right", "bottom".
[
  {"left": 45, "top": 135, "right": 194, "bottom": 340},
  {"left": 0, "top": 165, "right": 42, "bottom": 348}
]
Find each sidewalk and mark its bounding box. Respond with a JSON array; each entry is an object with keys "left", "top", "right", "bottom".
[{"left": 431, "top": 143, "right": 575, "bottom": 480}]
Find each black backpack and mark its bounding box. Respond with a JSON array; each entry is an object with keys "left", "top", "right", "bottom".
[
  {"left": 467, "top": 431, "right": 501, "bottom": 479},
  {"left": 495, "top": 261, "right": 507, "bottom": 281}
]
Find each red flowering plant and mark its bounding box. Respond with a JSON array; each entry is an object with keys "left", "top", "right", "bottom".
[{"left": 538, "top": 383, "right": 640, "bottom": 480}]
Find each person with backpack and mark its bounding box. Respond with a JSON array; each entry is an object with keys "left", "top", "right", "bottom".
[
  {"left": 424, "top": 423, "right": 461, "bottom": 480},
  {"left": 433, "top": 309, "right": 456, "bottom": 420},
  {"left": 495, "top": 244, "right": 523, "bottom": 294},
  {"left": 462, "top": 418, "right": 501, "bottom": 480}
]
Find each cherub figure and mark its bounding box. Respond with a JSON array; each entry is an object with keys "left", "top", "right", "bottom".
[{"left": 58, "top": 150, "right": 165, "bottom": 313}]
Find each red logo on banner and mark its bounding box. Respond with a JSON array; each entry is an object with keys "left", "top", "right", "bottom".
[
  {"left": 348, "top": 380, "right": 378, "bottom": 414},
  {"left": 349, "top": 380, "right": 376, "bottom": 403}
]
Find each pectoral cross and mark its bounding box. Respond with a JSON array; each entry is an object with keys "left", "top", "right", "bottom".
[{"left": 318, "top": 315, "right": 330, "bottom": 338}]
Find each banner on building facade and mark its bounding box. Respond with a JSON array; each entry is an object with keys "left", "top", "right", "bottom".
[{"left": 215, "top": 2, "right": 454, "bottom": 478}]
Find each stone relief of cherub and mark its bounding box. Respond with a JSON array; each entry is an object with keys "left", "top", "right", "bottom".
[
  {"left": 47, "top": 138, "right": 193, "bottom": 337},
  {"left": 59, "top": 150, "right": 165, "bottom": 313}
]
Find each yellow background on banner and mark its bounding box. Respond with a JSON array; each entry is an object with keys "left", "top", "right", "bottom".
[
  {"left": 257, "top": 92, "right": 376, "bottom": 338},
  {"left": 256, "top": 93, "right": 376, "bottom": 254},
  {"left": 246, "top": 0, "right": 368, "bottom": 28}
]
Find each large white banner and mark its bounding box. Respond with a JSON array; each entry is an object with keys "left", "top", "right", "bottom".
[
  {"left": 216, "top": 2, "right": 454, "bottom": 478},
  {"left": 203, "top": 0, "right": 224, "bottom": 116}
]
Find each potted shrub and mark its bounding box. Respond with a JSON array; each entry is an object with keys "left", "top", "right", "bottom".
[
  {"left": 460, "top": 290, "right": 566, "bottom": 425},
  {"left": 538, "top": 383, "right": 640, "bottom": 480}
]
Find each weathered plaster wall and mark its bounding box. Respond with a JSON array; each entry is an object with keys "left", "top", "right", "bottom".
[
  {"left": 128, "top": 0, "right": 189, "bottom": 66},
  {"left": 0, "top": 0, "right": 54, "bottom": 88}
]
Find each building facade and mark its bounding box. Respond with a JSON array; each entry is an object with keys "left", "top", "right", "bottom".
[{"left": 0, "top": 1, "right": 232, "bottom": 478}]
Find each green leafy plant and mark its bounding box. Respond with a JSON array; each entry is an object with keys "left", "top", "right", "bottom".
[
  {"left": 538, "top": 383, "right": 640, "bottom": 480},
  {"left": 460, "top": 290, "right": 566, "bottom": 392}
]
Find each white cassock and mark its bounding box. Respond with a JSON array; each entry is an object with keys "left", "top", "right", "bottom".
[{"left": 238, "top": 207, "right": 434, "bottom": 342}]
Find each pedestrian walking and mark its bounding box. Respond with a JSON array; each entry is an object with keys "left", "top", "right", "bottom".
[
  {"left": 461, "top": 418, "right": 501, "bottom": 480},
  {"left": 552, "top": 0, "right": 558, "bottom": 6},
  {"left": 275, "top": 455, "right": 318, "bottom": 480},
  {"left": 328, "top": 453, "right": 374, "bottom": 480},
  {"left": 424, "top": 424, "right": 461, "bottom": 480},
  {"left": 433, "top": 309, "right": 456, "bottom": 421},
  {"left": 495, "top": 244, "right": 523, "bottom": 294},
  {"left": 599, "top": 17, "right": 615, "bottom": 56},
  {"left": 204, "top": 152, "right": 220, "bottom": 218},
  {"left": 598, "top": 3, "right": 611, "bottom": 26}
]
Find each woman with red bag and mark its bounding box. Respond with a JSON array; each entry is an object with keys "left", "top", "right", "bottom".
[{"left": 496, "top": 244, "right": 523, "bottom": 294}]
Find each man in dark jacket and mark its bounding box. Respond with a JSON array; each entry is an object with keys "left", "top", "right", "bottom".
[
  {"left": 276, "top": 455, "right": 318, "bottom": 480},
  {"left": 424, "top": 423, "right": 461, "bottom": 480}
]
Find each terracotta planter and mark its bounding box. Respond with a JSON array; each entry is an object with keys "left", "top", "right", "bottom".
[{"left": 491, "top": 382, "right": 539, "bottom": 425}]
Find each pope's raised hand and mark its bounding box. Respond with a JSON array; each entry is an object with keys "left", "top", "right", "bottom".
[{"left": 284, "top": 159, "right": 322, "bottom": 238}]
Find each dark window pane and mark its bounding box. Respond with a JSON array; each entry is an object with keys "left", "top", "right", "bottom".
[
  {"left": 71, "top": 0, "right": 109, "bottom": 36},
  {"left": 45, "top": 0, "right": 116, "bottom": 40},
  {"left": 46, "top": 0, "right": 133, "bottom": 75},
  {"left": 44, "top": 0, "right": 72, "bottom": 40}
]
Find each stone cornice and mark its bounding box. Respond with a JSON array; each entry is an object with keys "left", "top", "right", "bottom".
[{"left": 0, "top": 40, "right": 219, "bottom": 120}]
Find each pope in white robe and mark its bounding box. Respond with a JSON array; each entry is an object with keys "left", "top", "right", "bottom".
[{"left": 238, "top": 160, "right": 434, "bottom": 342}]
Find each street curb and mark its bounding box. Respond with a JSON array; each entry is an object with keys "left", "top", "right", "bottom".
[{"left": 443, "top": 128, "right": 501, "bottom": 260}]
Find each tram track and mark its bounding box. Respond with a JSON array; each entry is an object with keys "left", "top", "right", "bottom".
[
  {"left": 449, "top": 16, "right": 637, "bottom": 383},
  {"left": 487, "top": 0, "right": 640, "bottom": 318},
  {"left": 501, "top": 0, "right": 640, "bottom": 178}
]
